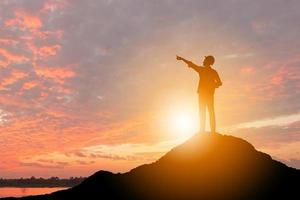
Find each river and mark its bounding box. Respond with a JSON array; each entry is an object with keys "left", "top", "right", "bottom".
[{"left": 0, "top": 187, "right": 68, "bottom": 198}]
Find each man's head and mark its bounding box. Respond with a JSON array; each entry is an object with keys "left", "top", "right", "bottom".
[{"left": 203, "top": 55, "right": 215, "bottom": 67}]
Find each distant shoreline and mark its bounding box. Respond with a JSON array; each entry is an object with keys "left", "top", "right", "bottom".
[{"left": 0, "top": 177, "right": 86, "bottom": 188}]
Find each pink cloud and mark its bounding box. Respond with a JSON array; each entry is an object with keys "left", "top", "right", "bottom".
[
  {"left": 0, "top": 38, "right": 19, "bottom": 46},
  {"left": 240, "top": 66, "right": 256, "bottom": 74},
  {"left": 42, "top": 0, "right": 70, "bottom": 13},
  {"left": 38, "top": 45, "right": 61, "bottom": 58},
  {"left": 271, "top": 65, "right": 300, "bottom": 85},
  {"left": 34, "top": 30, "right": 64, "bottom": 40},
  {"left": 35, "top": 65, "right": 76, "bottom": 84},
  {"left": 26, "top": 43, "right": 61, "bottom": 60}
]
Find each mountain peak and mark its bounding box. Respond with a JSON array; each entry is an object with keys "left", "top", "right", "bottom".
[{"left": 3, "top": 133, "right": 299, "bottom": 200}]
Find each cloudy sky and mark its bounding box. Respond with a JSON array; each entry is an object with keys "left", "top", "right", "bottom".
[{"left": 0, "top": 0, "right": 300, "bottom": 178}]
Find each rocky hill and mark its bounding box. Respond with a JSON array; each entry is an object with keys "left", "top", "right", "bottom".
[{"left": 3, "top": 133, "right": 299, "bottom": 200}]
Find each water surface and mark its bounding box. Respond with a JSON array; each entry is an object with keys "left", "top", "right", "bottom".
[{"left": 0, "top": 187, "right": 67, "bottom": 198}]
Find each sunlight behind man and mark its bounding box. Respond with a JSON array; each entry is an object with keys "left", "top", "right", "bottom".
[
  {"left": 156, "top": 94, "right": 200, "bottom": 141},
  {"left": 170, "top": 111, "right": 198, "bottom": 140}
]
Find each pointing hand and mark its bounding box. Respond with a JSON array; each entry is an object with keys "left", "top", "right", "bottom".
[{"left": 176, "top": 55, "right": 182, "bottom": 60}]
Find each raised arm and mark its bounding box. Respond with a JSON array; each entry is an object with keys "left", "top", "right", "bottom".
[{"left": 176, "top": 55, "right": 201, "bottom": 72}]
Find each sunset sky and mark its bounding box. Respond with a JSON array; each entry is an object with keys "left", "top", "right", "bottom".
[{"left": 0, "top": 0, "right": 300, "bottom": 178}]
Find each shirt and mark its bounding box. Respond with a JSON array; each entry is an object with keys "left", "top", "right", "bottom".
[{"left": 188, "top": 63, "right": 222, "bottom": 95}]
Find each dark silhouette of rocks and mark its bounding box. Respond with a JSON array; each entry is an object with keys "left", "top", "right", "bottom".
[{"left": 2, "top": 133, "right": 299, "bottom": 200}]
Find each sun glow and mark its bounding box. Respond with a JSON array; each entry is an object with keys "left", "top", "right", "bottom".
[
  {"left": 156, "top": 93, "right": 200, "bottom": 140},
  {"left": 170, "top": 111, "right": 199, "bottom": 139}
]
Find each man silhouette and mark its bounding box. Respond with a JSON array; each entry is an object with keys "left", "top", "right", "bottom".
[{"left": 176, "top": 55, "right": 222, "bottom": 133}]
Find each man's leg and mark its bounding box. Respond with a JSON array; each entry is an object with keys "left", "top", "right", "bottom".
[
  {"left": 199, "top": 94, "right": 206, "bottom": 133},
  {"left": 207, "top": 95, "right": 216, "bottom": 133}
]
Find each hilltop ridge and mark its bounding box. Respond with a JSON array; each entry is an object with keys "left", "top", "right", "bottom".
[{"left": 3, "top": 133, "right": 299, "bottom": 200}]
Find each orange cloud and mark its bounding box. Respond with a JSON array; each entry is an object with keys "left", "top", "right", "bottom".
[
  {"left": 22, "top": 80, "right": 39, "bottom": 90},
  {"left": 26, "top": 43, "right": 61, "bottom": 61},
  {"left": 0, "top": 48, "right": 29, "bottom": 66},
  {"left": 0, "top": 110, "right": 153, "bottom": 173},
  {"left": 0, "top": 69, "right": 28, "bottom": 89},
  {"left": 271, "top": 75, "right": 283, "bottom": 85},
  {"left": 0, "top": 60, "right": 10, "bottom": 68},
  {"left": 35, "top": 66, "right": 76, "bottom": 80},
  {"left": 34, "top": 30, "right": 64, "bottom": 40},
  {"left": 45, "top": 108, "right": 69, "bottom": 118},
  {"left": 38, "top": 45, "right": 61, "bottom": 58},
  {"left": 0, "top": 94, "right": 30, "bottom": 109},
  {"left": 5, "top": 10, "right": 42, "bottom": 30}
]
